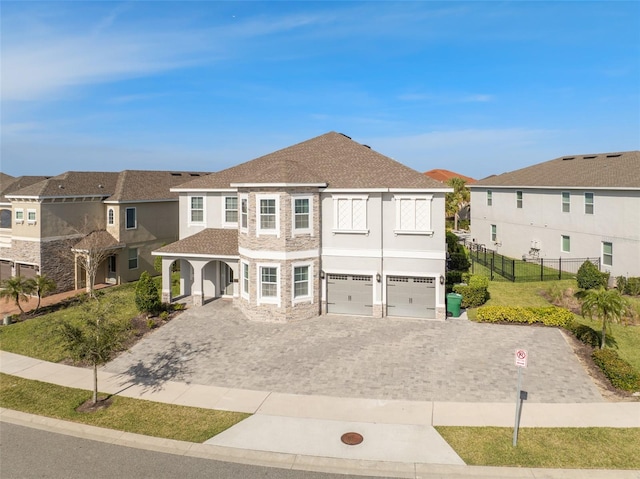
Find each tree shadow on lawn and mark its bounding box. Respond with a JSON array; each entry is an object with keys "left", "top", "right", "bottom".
[{"left": 113, "top": 339, "right": 211, "bottom": 394}]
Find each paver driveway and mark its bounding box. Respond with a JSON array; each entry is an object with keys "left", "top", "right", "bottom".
[{"left": 104, "top": 299, "right": 603, "bottom": 403}]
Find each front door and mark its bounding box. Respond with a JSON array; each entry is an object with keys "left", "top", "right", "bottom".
[
  {"left": 221, "top": 263, "right": 234, "bottom": 296},
  {"left": 106, "top": 255, "right": 117, "bottom": 284}
]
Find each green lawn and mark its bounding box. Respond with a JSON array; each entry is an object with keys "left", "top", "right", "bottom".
[
  {"left": 0, "top": 374, "right": 248, "bottom": 443},
  {"left": 436, "top": 426, "right": 640, "bottom": 469}
]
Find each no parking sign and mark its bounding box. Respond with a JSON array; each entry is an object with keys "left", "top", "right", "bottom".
[{"left": 515, "top": 349, "right": 528, "bottom": 368}]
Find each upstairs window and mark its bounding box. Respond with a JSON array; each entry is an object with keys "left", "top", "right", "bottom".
[
  {"left": 487, "top": 190, "right": 492, "bottom": 206},
  {"left": 0, "top": 209, "right": 10, "bottom": 228},
  {"left": 125, "top": 207, "right": 137, "bottom": 229},
  {"left": 27, "top": 209, "right": 36, "bottom": 223},
  {"left": 394, "top": 195, "right": 432, "bottom": 234},
  {"left": 15, "top": 209, "right": 24, "bottom": 223},
  {"left": 333, "top": 195, "right": 367, "bottom": 233},
  {"left": 108, "top": 208, "right": 114, "bottom": 225},
  {"left": 257, "top": 195, "right": 279, "bottom": 236},
  {"left": 224, "top": 196, "right": 238, "bottom": 224},
  {"left": 516, "top": 191, "right": 523, "bottom": 209},
  {"left": 292, "top": 196, "right": 312, "bottom": 235},
  {"left": 585, "top": 193, "right": 594, "bottom": 214},
  {"left": 240, "top": 196, "right": 248, "bottom": 230},
  {"left": 562, "top": 192, "right": 570, "bottom": 213},
  {"left": 190, "top": 196, "right": 204, "bottom": 224}
]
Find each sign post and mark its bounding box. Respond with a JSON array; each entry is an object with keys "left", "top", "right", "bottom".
[{"left": 513, "top": 349, "right": 528, "bottom": 446}]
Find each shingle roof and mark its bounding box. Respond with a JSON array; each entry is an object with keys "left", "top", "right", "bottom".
[
  {"left": 0, "top": 174, "right": 52, "bottom": 202},
  {"left": 72, "top": 230, "right": 124, "bottom": 252},
  {"left": 174, "top": 132, "right": 443, "bottom": 190},
  {"left": 472, "top": 151, "right": 640, "bottom": 188},
  {"left": 155, "top": 228, "right": 238, "bottom": 257},
  {"left": 6, "top": 170, "right": 211, "bottom": 200},
  {"left": 424, "top": 169, "right": 476, "bottom": 184}
]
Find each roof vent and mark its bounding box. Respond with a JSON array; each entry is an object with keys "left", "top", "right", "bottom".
[
  {"left": 170, "top": 173, "right": 182, "bottom": 176},
  {"left": 606, "top": 154, "right": 621, "bottom": 158},
  {"left": 582, "top": 156, "right": 597, "bottom": 159},
  {"left": 98, "top": 184, "right": 104, "bottom": 188},
  {"left": 339, "top": 133, "right": 352, "bottom": 139},
  {"left": 362, "top": 144, "right": 371, "bottom": 149},
  {"left": 562, "top": 157, "right": 575, "bottom": 161},
  {"left": 58, "top": 184, "right": 64, "bottom": 189},
  {"left": 189, "top": 173, "right": 201, "bottom": 176}
]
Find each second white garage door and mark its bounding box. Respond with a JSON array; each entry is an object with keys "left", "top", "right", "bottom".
[
  {"left": 386, "top": 276, "right": 436, "bottom": 319},
  {"left": 326, "top": 274, "right": 373, "bottom": 316}
]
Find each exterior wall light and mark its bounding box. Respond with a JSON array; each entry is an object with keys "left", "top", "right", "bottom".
[
  {"left": 320, "top": 270, "right": 325, "bottom": 280},
  {"left": 440, "top": 275, "right": 445, "bottom": 285},
  {"left": 376, "top": 273, "right": 381, "bottom": 283}
]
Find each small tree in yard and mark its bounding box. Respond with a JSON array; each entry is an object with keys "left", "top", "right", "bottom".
[
  {"left": 57, "top": 299, "right": 128, "bottom": 405},
  {"left": 576, "top": 287, "right": 630, "bottom": 349},
  {"left": 577, "top": 260, "right": 607, "bottom": 290},
  {"left": 135, "top": 271, "right": 161, "bottom": 317},
  {"left": 445, "top": 177, "right": 470, "bottom": 231},
  {"left": 25, "top": 274, "right": 57, "bottom": 312},
  {"left": 0, "top": 276, "right": 33, "bottom": 315}
]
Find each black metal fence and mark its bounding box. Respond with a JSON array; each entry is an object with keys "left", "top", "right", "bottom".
[{"left": 463, "top": 241, "right": 600, "bottom": 282}]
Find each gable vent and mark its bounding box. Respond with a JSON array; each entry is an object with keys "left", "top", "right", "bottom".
[
  {"left": 606, "top": 154, "right": 621, "bottom": 158},
  {"left": 562, "top": 157, "right": 575, "bottom": 161},
  {"left": 582, "top": 156, "right": 597, "bottom": 159}
]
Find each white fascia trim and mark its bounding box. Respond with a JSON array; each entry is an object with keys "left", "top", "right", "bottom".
[
  {"left": 322, "top": 188, "right": 450, "bottom": 193},
  {"left": 7, "top": 195, "right": 106, "bottom": 200},
  {"left": 468, "top": 185, "right": 640, "bottom": 191},
  {"left": 389, "top": 188, "right": 451, "bottom": 194},
  {"left": 172, "top": 188, "right": 237, "bottom": 193},
  {"left": 103, "top": 199, "right": 177, "bottom": 204},
  {"left": 322, "top": 248, "right": 381, "bottom": 258},
  {"left": 150, "top": 252, "right": 239, "bottom": 260},
  {"left": 323, "top": 188, "right": 387, "bottom": 193},
  {"left": 230, "top": 182, "right": 327, "bottom": 188},
  {"left": 9, "top": 236, "right": 41, "bottom": 242},
  {"left": 239, "top": 247, "right": 319, "bottom": 261}
]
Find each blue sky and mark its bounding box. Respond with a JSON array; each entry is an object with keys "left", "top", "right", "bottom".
[{"left": 1, "top": 1, "right": 639, "bottom": 180}]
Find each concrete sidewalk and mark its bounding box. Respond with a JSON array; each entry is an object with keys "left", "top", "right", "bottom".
[{"left": 1, "top": 350, "right": 639, "bottom": 478}]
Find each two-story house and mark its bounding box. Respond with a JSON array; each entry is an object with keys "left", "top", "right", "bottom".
[
  {"left": 469, "top": 151, "right": 640, "bottom": 277},
  {"left": 2, "top": 170, "right": 208, "bottom": 292},
  {"left": 154, "top": 132, "right": 450, "bottom": 322}
]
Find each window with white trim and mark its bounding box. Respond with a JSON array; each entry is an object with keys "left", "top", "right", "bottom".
[
  {"left": 487, "top": 190, "right": 492, "bottom": 206},
  {"left": 224, "top": 196, "right": 238, "bottom": 225},
  {"left": 602, "top": 242, "right": 613, "bottom": 267},
  {"left": 561, "top": 235, "right": 570, "bottom": 253},
  {"left": 257, "top": 195, "right": 279, "bottom": 236},
  {"left": 491, "top": 224, "right": 497, "bottom": 242},
  {"left": 394, "top": 195, "right": 432, "bottom": 234},
  {"left": 240, "top": 196, "right": 248, "bottom": 231},
  {"left": 258, "top": 264, "right": 279, "bottom": 304},
  {"left": 516, "top": 191, "right": 523, "bottom": 209},
  {"left": 292, "top": 196, "right": 312, "bottom": 235},
  {"left": 241, "top": 262, "right": 249, "bottom": 299},
  {"left": 128, "top": 248, "right": 138, "bottom": 270},
  {"left": 15, "top": 209, "right": 24, "bottom": 223},
  {"left": 108, "top": 208, "right": 114, "bottom": 225},
  {"left": 293, "top": 264, "right": 312, "bottom": 301},
  {"left": 585, "top": 192, "right": 594, "bottom": 214},
  {"left": 333, "top": 195, "right": 368, "bottom": 233},
  {"left": 27, "top": 209, "right": 36, "bottom": 223},
  {"left": 125, "top": 207, "right": 137, "bottom": 229},
  {"left": 189, "top": 196, "right": 204, "bottom": 224},
  {"left": 562, "top": 192, "right": 570, "bottom": 213}
]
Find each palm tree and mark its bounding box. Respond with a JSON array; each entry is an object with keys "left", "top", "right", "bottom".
[
  {"left": 446, "top": 177, "right": 470, "bottom": 231},
  {"left": 576, "top": 287, "right": 630, "bottom": 349},
  {"left": 26, "top": 274, "right": 57, "bottom": 312},
  {"left": 0, "top": 276, "right": 33, "bottom": 315}
]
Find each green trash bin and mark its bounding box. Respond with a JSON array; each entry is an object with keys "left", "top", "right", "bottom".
[{"left": 446, "top": 293, "right": 463, "bottom": 318}]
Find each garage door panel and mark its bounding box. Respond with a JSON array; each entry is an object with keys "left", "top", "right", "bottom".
[
  {"left": 0, "top": 261, "right": 12, "bottom": 282},
  {"left": 327, "top": 274, "right": 373, "bottom": 316},
  {"left": 387, "top": 276, "right": 436, "bottom": 319}
]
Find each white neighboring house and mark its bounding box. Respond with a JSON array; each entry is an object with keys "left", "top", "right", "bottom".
[
  {"left": 154, "top": 131, "right": 451, "bottom": 322},
  {"left": 469, "top": 151, "right": 640, "bottom": 278}
]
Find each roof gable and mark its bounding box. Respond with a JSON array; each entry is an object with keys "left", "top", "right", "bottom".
[{"left": 472, "top": 151, "right": 640, "bottom": 189}]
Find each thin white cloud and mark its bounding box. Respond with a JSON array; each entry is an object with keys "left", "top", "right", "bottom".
[{"left": 398, "top": 92, "right": 494, "bottom": 103}]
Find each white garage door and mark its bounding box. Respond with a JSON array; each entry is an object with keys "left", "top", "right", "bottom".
[
  {"left": 386, "top": 276, "right": 436, "bottom": 319},
  {"left": 326, "top": 274, "right": 373, "bottom": 316}
]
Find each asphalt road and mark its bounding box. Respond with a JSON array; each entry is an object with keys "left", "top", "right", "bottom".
[{"left": 0, "top": 423, "right": 387, "bottom": 479}]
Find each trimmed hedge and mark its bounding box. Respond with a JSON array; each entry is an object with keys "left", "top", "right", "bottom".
[
  {"left": 592, "top": 348, "right": 640, "bottom": 392},
  {"left": 564, "top": 320, "right": 601, "bottom": 348},
  {"left": 577, "top": 260, "right": 609, "bottom": 290},
  {"left": 475, "top": 305, "right": 574, "bottom": 327},
  {"left": 452, "top": 284, "right": 489, "bottom": 308}
]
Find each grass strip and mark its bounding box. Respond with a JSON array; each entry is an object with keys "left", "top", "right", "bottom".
[
  {"left": 436, "top": 426, "right": 640, "bottom": 469},
  {"left": 0, "top": 373, "right": 249, "bottom": 443}
]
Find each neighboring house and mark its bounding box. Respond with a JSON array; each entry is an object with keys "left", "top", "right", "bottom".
[
  {"left": 155, "top": 132, "right": 450, "bottom": 322},
  {"left": 2, "top": 170, "right": 208, "bottom": 292},
  {"left": 424, "top": 169, "right": 476, "bottom": 185},
  {"left": 469, "top": 151, "right": 640, "bottom": 277}
]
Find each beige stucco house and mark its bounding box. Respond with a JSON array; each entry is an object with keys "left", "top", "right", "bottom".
[
  {"left": 469, "top": 151, "right": 640, "bottom": 278},
  {"left": 155, "top": 132, "right": 450, "bottom": 322},
  {"left": 1, "top": 170, "right": 208, "bottom": 292}
]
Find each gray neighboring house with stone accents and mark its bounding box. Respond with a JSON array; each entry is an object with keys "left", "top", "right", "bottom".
[
  {"left": 1, "top": 170, "right": 209, "bottom": 293},
  {"left": 154, "top": 132, "right": 450, "bottom": 322},
  {"left": 469, "top": 150, "right": 640, "bottom": 278}
]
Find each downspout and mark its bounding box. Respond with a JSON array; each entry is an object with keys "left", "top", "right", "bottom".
[{"left": 380, "top": 192, "right": 384, "bottom": 317}]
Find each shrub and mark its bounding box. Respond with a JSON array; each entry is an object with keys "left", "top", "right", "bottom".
[
  {"left": 616, "top": 276, "right": 627, "bottom": 294},
  {"left": 449, "top": 253, "right": 470, "bottom": 271},
  {"left": 573, "top": 324, "right": 601, "bottom": 348},
  {"left": 467, "top": 275, "right": 489, "bottom": 288},
  {"left": 476, "top": 305, "right": 574, "bottom": 327},
  {"left": 446, "top": 271, "right": 463, "bottom": 285},
  {"left": 592, "top": 348, "right": 640, "bottom": 392},
  {"left": 172, "top": 302, "right": 185, "bottom": 311},
  {"left": 577, "top": 260, "right": 607, "bottom": 290},
  {"left": 135, "top": 272, "right": 161, "bottom": 316},
  {"left": 627, "top": 277, "right": 640, "bottom": 296},
  {"left": 453, "top": 284, "right": 489, "bottom": 308}
]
